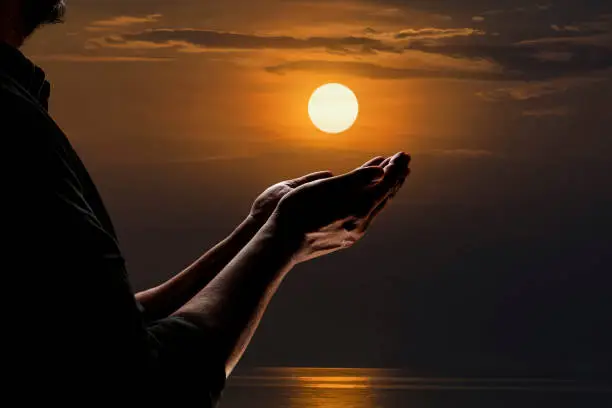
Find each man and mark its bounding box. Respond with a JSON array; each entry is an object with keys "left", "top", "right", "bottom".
[{"left": 0, "top": 0, "right": 410, "bottom": 404}]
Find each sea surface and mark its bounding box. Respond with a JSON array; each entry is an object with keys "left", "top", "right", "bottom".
[{"left": 222, "top": 368, "right": 612, "bottom": 408}]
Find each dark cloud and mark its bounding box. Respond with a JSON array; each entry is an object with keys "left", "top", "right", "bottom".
[
  {"left": 86, "top": 13, "right": 162, "bottom": 31},
  {"left": 265, "top": 60, "right": 512, "bottom": 81},
  {"left": 266, "top": 36, "right": 612, "bottom": 82},
  {"left": 394, "top": 27, "right": 484, "bottom": 39},
  {"left": 425, "top": 44, "right": 610, "bottom": 80},
  {"left": 93, "top": 12, "right": 612, "bottom": 82},
  {"left": 476, "top": 74, "right": 607, "bottom": 101},
  {"left": 406, "top": 18, "right": 612, "bottom": 80},
  {"left": 364, "top": 0, "right": 612, "bottom": 45},
  {"left": 102, "top": 28, "right": 401, "bottom": 54},
  {"left": 361, "top": 0, "right": 610, "bottom": 18},
  {"left": 522, "top": 106, "right": 570, "bottom": 117},
  {"left": 551, "top": 24, "right": 582, "bottom": 32}
]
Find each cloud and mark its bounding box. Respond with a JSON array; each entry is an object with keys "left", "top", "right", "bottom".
[
  {"left": 86, "top": 14, "right": 162, "bottom": 32},
  {"left": 91, "top": 25, "right": 612, "bottom": 82},
  {"left": 472, "top": 16, "right": 485, "bottom": 23},
  {"left": 92, "top": 26, "right": 486, "bottom": 55},
  {"left": 481, "top": 9, "right": 505, "bottom": 16},
  {"left": 374, "top": 7, "right": 403, "bottom": 18},
  {"left": 551, "top": 25, "right": 581, "bottom": 32},
  {"left": 518, "top": 33, "right": 612, "bottom": 47},
  {"left": 408, "top": 36, "right": 612, "bottom": 81},
  {"left": 476, "top": 76, "right": 605, "bottom": 101},
  {"left": 265, "top": 60, "right": 508, "bottom": 80},
  {"left": 522, "top": 107, "right": 571, "bottom": 117},
  {"left": 430, "top": 149, "right": 496, "bottom": 158},
  {"left": 30, "top": 54, "right": 173, "bottom": 63},
  {"left": 394, "top": 28, "right": 484, "bottom": 39},
  {"left": 548, "top": 14, "right": 612, "bottom": 37},
  {"left": 532, "top": 51, "right": 574, "bottom": 62},
  {"left": 432, "top": 14, "right": 453, "bottom": 22},
  {"left": 85, "top": 10, "right": 612, "bottom": 84},
  {"left": 359, "top": 0, "right": 598, "bottom": 17},
  {"left": 477, "top": 84, "right": 560, "bottom": 101},
  {"left": 91, "top": 29, "right": 403, "bottom": 55}
]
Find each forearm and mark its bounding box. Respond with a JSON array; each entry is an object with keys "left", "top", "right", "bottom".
[
  {"left": 136, "top": 216, "right": 263, "bottom": 322},
  {"left": 172, "top": 217, "right": 300, "bottom": 377}
]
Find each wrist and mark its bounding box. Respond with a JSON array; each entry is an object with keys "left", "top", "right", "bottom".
[
  {"left": 259, "top": 213, "right": 305, "bottom": 264},
  {"left": 220, "top": 215, "right": 266, "bottom": 251}
]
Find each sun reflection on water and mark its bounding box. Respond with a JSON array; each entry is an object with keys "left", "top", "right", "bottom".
[
  {"left": 225, "top": 367, "right": 605, "bottom": 408},
  {"left": 289, "top": 370, "right": 378, "bottom": 408}
]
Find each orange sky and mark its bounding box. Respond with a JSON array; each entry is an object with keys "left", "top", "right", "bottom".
[{"left": 26, "top": 0, "right": 611, "bottom": 165}]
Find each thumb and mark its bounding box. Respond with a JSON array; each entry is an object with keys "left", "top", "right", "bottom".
[{"left": 290, "top": 171, "right": 335, "bottom": 187}]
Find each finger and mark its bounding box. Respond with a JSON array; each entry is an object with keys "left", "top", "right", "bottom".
[
  {"left": 379, "top": 153, "right": 410, "bottom": 180},
  {"left": 360, "top": 156, "right": 385, "bottom": 168},
  {"left": 289, "top": 171, "right": 334, "bottom": 187},
  {"left": 364, "top": 168, "right": 409, "bottom": 225},
  {"left": 389, "top": 168, "right": 411, "bottom": 199},
  {"left": 389, "top": 151, "right": 411, "bottom": 168},
  {"left": 381, "top": 152, "right": 410, "bottom": 168},
  {"left": 353, "top": 154, "right": 410, "bottom": 217},
  {"left": 380, "top": 157, "right": 392, "bottom": 168},
  {"left": 326, "top": 166, "right": 385, "bottom": 190},
  {"left": 370, "top": 160, "right": 409, "bottom": 201}
]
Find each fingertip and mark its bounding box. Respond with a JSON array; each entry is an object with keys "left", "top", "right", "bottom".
[{"left": 392, "top": 151, "right": 411, "bottom": 165}]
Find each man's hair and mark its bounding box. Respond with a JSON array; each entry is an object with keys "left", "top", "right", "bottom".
[{"left": 21, "top": 0, "right": 66, "bottom": 37}]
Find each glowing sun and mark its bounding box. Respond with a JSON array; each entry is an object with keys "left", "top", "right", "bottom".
[{"left": 308, "top": 83, "right": 359, "bottom": 134}]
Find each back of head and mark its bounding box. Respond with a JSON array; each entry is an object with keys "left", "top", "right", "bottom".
[
  {"left": 0, "top": 0, "right": 66, "bottom": 45},
  {"left": 21, "top": 0, "right": 66, "bottom": 37}
]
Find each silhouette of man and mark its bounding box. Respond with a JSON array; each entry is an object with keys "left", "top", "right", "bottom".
[{"left": 0, "top": 0, "right": 410, "bottom": 404}]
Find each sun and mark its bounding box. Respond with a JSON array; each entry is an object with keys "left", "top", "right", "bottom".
[{"left": 308, "top": 83, "right": 359, "bottom": 134}]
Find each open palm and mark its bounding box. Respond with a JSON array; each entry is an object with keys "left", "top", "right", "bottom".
[
  {"left": 249, "top": 171, "right": 334, "bottom": 225},
  {"left": 249, "top": 156, "right": 399, "bottom": 225},
  {"left": 274, "top": 153, "right": 410, "bottom": 263}
]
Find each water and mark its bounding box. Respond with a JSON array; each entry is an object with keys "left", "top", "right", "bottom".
[{"left": 222, "top": 368, "right": 612, "bottom": 408}]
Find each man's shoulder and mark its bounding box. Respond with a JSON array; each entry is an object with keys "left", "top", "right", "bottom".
[
  {"left": 0, "top": 73, "right": 59, "bottom": 153},
  {"left": 0, "top": 74, "right": 64, "bottom": 186},
  {"left": 0, "top": 71, "right": 27, "bottom": 100},
  {"left": 0, "top": 73, "right": 43, "bottom": 119}
]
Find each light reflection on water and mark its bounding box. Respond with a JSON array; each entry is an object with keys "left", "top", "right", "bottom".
[
  {"left": 288, "top": 382, "right": 377, "bottom": 408},
  {"left": 222, "top": 368, "right": 611, "bottom": 408},
  {"left": 226, "top": 368, "right": 381, "bottom": 408}
]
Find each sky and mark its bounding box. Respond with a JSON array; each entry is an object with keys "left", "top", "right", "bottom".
[{"left": 23, "top": 0, "right": 612, "bottom": 377}]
